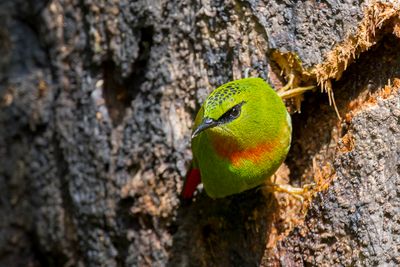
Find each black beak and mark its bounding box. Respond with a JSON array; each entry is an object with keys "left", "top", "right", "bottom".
[{"left": 191, "top": 117, "right": 218, "bottom": 139}]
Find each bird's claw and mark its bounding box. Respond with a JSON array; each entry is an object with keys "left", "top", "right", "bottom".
[
  {"left": 277, "top": 73, "right": 315, "bottom": 100},
  {"left": 277, "top": 73, "right": 295, "bottom": 93},
  {"left": 262, "top": 182, "right": 316, "bottom": 202}
]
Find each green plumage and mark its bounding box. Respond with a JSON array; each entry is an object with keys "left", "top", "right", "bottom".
[{"left": 191, "top": 77, "right": 292, "bottom": 198}]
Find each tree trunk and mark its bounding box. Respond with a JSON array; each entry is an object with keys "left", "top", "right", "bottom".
[{"left": 0, "top": 0, "right": 399, "bottom": 266}]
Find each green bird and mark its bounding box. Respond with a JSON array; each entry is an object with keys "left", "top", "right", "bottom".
[{"left": 182, "top": 77, "right": 312, "bottom": 199}]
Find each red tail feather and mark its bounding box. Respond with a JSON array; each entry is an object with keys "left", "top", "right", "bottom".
[{"left": 181, "top": 168, "right": 201, "bottom": 199}]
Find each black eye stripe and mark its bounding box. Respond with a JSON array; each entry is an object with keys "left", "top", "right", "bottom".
[{"left": 217, "top": 101, "right": 245, "bottom": 124}]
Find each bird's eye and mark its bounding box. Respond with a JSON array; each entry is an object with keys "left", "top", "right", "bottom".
[
  {"left": 218, "top": 102, "right": 244, "bottom": 123},
  {"left": 229, "top": 106, "right": 240, "bottom": 119}
]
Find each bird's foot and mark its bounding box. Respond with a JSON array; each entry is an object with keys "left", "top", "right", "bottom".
[
  {"left": 277, "top": 73, "right": 295, "bottom": 93},
  {"left": 277, "top": 73, "right": 315, "bottom": 100},
  {"left": 278, "top": 86, "right": 316, "bottom": 100},
  {"left": 263, "top": 182, "right": 315, "bottom": 202}
]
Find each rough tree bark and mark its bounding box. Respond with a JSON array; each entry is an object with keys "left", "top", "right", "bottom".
[{"left": 0, "top": 0, "right": 399, "bottom": 266}]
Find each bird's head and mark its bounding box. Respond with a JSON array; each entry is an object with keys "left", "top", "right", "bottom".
[{"left": 192, "top": 77, "right": 289, "bottom": 146}]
